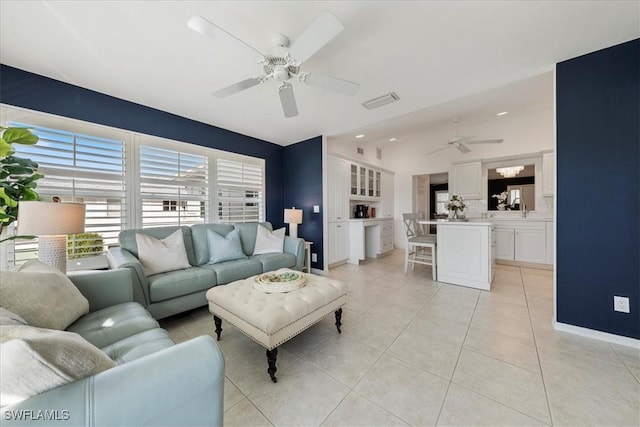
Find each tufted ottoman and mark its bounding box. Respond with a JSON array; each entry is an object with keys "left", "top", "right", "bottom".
[{"left": 205, "top": 272, "right": 347, "bottom": 382}]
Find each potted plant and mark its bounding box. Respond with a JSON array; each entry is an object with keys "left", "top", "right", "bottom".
[
  {"left": 0, "top": 127, "right": 43, "bottom": 242},
  {"left": 446, "top": 194, "right": 466, "bottom": 220}
]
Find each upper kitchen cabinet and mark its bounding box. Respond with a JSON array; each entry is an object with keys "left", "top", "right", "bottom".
[
  {"left": 327, "top": 155, "right": 350, "bottom": 221},
  {"left": 542, "top": 151, "right": 555, "bottom": 197},
  {"left": 349, "top": 162, "right": 383, "bottom": 200},
  {"left": 449, "top": 161, "right": 482, "bottom": 199}
]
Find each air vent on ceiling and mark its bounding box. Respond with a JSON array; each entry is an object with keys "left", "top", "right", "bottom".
[
  {"left": 362, "top": 92, "right": 400, "bottom": 110},
  {"left": 376, "top": 148, "right": 382, "bottom": 160},
  {"left": 357, "top": 147, "right": 364, "bottom": 155}
]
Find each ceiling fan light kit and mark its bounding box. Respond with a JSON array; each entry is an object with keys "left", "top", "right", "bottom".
[{"left": 188, "top": 11, "right": 360, "bottom": 118}]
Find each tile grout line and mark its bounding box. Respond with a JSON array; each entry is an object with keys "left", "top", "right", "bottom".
[{"left": 521, "top": 267, "right": 555, "bottom": 426}]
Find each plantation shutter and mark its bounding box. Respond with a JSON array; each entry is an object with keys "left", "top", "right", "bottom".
[
  {"left": 139, "top": 145, "right": 208, "bottom": 227},
  {"left": 216, "top": 158, "right": 263, "bottom": 223},
  {"left": 9, "top": 122, "right": 126, "bottom": 263}
]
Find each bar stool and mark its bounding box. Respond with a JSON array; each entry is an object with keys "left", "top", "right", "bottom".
[{"left": 402, "top": 213, "right": 437, "bottom": 280}]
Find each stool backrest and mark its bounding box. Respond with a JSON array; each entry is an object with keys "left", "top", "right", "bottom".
[{"left": 402, "top": 213, "right": 423, "bottom": 239}]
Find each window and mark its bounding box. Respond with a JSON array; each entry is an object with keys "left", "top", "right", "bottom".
[
  {"left": 435, "top": 190, "right": 450, "bottom": 214},
  {"left": 216, "top": 157, "right": 263, "bottom": 223},
  {"left": 139, "top": 145, "right": 208, "bottom": 227},
  {"left": 9, "top": 122, "right": 126, "bottom": 264},
  {"left": 1, "top": 106, "right": 266, "bottom": 269}
]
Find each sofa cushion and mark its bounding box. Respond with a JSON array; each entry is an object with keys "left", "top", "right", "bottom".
[
  {"left": 0, "top": 325, "right": 115, "bottom": 407},
  {"left": 66, "top": 302, "right": 159, "bottom": 348},
  {"left": 191, "top": 223, "right": 235, "bottom": 266},
  {"left": 100, "top": 328, "right": 175, "bottom": 364},
  {"left": 148, "top": 267, "right": 216, "bottom": 303},
  {"left": 251, "top": 253, "right": 297, "bottom": 272},
  {"left": 234, "top": 222, "right": 273, "bottom": 256},
  {"left": 207, "top": 229, "right": 247, "bottom": 264},
  {"left": 136, "top": 229, "right": 191, "bottom": 276},
  {"left": 0, "top": 307, "right": 28, "bottom": 326},
  {"left": 1, "top": 260, "right": 89, "bottom": 330},
  {"left": 119, "top": 226, "right": 197, "bottom": 267},
  {"left": 253, "top": 225, "right": 285, "bottom": 255},
  {"left": 203, "top": 258, "right": 263, "bottom": 285}
]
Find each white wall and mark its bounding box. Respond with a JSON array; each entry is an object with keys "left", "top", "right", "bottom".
[{"left": 362, "top": 106, "right": 553, "bottom": 248}]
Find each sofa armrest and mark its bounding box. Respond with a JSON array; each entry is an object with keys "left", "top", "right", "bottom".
[
  {"left": 67, "top": 269, "right": 133, "bottom": 312},
  {"left": 1, "top": 336, "right": 225, "bottom": 427},
  {"left": 284, "top": 236, "right": 305, "bottom": 271},
  {"left": 107, "top": 247, "right": 150, "bottom": 307}
]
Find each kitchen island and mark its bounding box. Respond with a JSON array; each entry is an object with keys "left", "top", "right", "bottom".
[{"left": 419, "top": 220, "right": 494, "bottom": 290}]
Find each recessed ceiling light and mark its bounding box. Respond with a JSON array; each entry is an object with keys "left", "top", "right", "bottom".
[
  {"left": 497, "top": 111, "right": 509, "bottom": 116},
  {"left": 356, "top": 134, "right": 365, "bottom": 138},
  {"left": 389, "top": 138, "right": 397, "bottom": 142}
]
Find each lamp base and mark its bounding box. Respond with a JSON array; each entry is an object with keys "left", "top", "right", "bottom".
[
  {"left": 289, "top": 223, "right": 298, "bottom": 239},
  {"left": 38, "top": 235, "right": 68, "bottom": 274}
]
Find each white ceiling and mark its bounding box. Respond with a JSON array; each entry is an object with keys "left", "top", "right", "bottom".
[{"left": 1, "top": 1, "right": 638, "bottom": 146}]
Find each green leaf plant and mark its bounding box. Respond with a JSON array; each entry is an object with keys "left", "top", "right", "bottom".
[{"left": 0, "top": 127, "right": 43, "bottom": 243}]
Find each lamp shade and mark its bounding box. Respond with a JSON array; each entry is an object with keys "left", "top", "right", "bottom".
[
  {"left": 18, "top": 201, "right": 86, "bottom": 235},
  {"left": 284, "top": 208, "right": 303, "bottom": 225}
]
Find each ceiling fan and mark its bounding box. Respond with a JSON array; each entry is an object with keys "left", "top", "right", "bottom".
[
  {"left": 187, "top": 11, "right": 360, "bottom": 118},
  {"left": 425, "top": 120, "right": 503, "bottom": 155}
]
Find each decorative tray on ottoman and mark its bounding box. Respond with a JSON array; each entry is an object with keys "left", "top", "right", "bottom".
[{"left": 253, "top": 269, "right": 307, "bottom": 293}]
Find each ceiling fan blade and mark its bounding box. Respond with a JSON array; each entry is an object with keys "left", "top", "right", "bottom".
[
  {"left": 300, "top": 73, "right": 359, "bottom": 96},
  {"left": 464, "top": 139, "right": 504, "bottom": 145},
  {"left": 289, "top": 11, "right": 344, "bottom": 63},
  {"left": 212, "top": 77, "right": 264, "bottom": 98},
  {"left": 187, "top": 16, "right": 265, "bottom": 59},
  {"left": 455, "top": 143, "right": 471, "bottom": 154},
  {"left": 425, "top": 145, "right": 451, "bottom": 156},
  {"left": 278, "top": 83, "right": 298, "bottom": 118}
]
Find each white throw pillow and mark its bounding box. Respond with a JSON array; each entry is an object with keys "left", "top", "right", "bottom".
[
  {"left": 135, "top": 229, "right": 191, "bottom": 276},
  {"left": 0, "top": 325, "right": 115, "bottom": 407},
  {"left": 207, "top": 229, "right": 247, "bottom": 264},
  {"left": 1, "top": 260, "right": 89, "bottom": 330},
  {"left": 253, "top": 225, "right": 285, "bottom": 255}
]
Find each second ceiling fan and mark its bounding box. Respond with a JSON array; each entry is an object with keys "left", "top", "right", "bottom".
[
  {"left": 188, "top": 11, "right": 360, "bottom": 118},
  {"left": 426, "top": 120, "right": 503, "bottom": 155}
]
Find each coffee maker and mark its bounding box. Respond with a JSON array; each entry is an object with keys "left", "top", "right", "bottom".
[{"left": 354, "top": 204, "right": 369, "bottom": 218}]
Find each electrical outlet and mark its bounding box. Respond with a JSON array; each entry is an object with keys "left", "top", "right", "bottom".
[
  {"left": 613, "top": 296, "right": 630, "bottom": 313},
  {"left": 311, "top": 253, "right": 317, "bottom": 263}
]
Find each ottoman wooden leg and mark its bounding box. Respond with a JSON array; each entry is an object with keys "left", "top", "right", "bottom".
[
  {"left": 266, "top": 348, "right": 278, "bottom": 383},
  {"left": 334, "top": 308, "right": 343, "bottom": 333},
  {"left": 213, "top": 315, "right": 222, "bottom": 341}
]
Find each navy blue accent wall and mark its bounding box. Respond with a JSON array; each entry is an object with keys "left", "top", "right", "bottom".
[
  {"left": 283, "top": 136, "right": 324, "bottom": 269},
  {"left": 0, "top": 65, "right": 285, "bottom": 224},
  {"left": 556, "top": 39, "right": 639, "bottom": 339}
]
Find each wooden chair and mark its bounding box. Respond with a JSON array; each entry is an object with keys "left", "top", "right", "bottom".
[{"left": 401, "top": 213, "right": 437, "bottom": 280}]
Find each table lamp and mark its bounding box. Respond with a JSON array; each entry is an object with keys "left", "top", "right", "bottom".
[
  {"left": 284, "top": 208, "right": 303, "bottom": 238},
  {"left": 17, "top": 201, "right": 86, "bottom": 274}
]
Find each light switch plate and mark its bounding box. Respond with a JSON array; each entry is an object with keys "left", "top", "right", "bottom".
[{"left": 313, "top": 205, "right": 320, "bottom": 213}]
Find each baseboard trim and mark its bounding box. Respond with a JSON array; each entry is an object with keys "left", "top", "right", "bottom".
[
  {"left": 496, "top": 259, "right": 553, "bottom": 270},
  {"left": 554, "top": 321, "right": 640, "bottom": 349}
]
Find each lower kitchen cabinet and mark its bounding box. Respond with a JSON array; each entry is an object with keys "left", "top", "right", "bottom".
[
  {"left": 493, "top": 220, "right": 549, "bottom": 265},
  {"left": 328, "top": 222, "right": 349, "bottom": 265}
]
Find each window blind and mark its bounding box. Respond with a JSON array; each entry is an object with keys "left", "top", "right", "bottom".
[
  {"left": 216, "top": 158, "right": 263, "bottom": 223},
  {"left": 9, "top": 122, "right": 126, "bottom": 263},
  {"left": 139, "top": 145, "right": 208, "bottom": 227}
]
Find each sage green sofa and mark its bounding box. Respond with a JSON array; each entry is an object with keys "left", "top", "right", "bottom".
[
  {"left": 1, "top": 267, "right": 225, "bottom": 426},
  {"left": 108, "top": 222, "right": 305, "bottom": 319}
]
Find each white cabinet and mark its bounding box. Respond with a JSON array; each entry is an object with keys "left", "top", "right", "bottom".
[
  {"left": 380, "top": 171, "right": 394, "bottom": 218},
  {"left": 349, "top": 219, "right": 393, "bottom": 264},
  {"left": 493, "top": 220, "right": 547, "bottom": 264},
  {"left": 327, "top": 156, "right": 349, "bottom": 221},
  {"left": 450, "top": 161, "right": 482, "bottom": 199},
  {"left": 542, "top": 152, "right": 555, "bottom": 197},
  {"left": 328, "top": 222, "right": 349, "bottom": 265},
  {"left": 494, "top": 228, "right": 515, "bottom": 260},
  {"left": 437, "top": 224, "right": 492, "bottom": 290},
  {"left": 545, "top": 221, "right": 554, "bottom": 265},
  {"left": 515, "top": 227, "right": 546, "bottom": 264}
]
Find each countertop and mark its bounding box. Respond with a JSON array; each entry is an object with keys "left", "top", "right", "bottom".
[
  {"left": 348, "top": 217, "right": 393, "bottom": 222},
  {"left": 419, "top": 219, "right": 493, "bottom": 226}
]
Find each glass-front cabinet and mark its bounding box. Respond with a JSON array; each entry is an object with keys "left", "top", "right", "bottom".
[
  {"left": 359, "top": 166, "right": 367, "bottom": 196},
  {"left": 350, "top": 164, "right": 358, "bottom": 196},
  {"left": 375, "top": 171, "right": 381, "bottom": 197},
  {"left": 368, "top": 169, "right": 374, "bottom": 196}
]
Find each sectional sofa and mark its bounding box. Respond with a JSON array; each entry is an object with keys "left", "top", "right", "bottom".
[
  {"left": 108, "top": 222, "right": 305, "bottom": 319},
  {"left": 0, "top": 261, "right": 224, "bottom": 426}
]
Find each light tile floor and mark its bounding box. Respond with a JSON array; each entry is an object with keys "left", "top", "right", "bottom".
[{"left": 160, "top": 250, "right": 640, "bottom": 426}]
